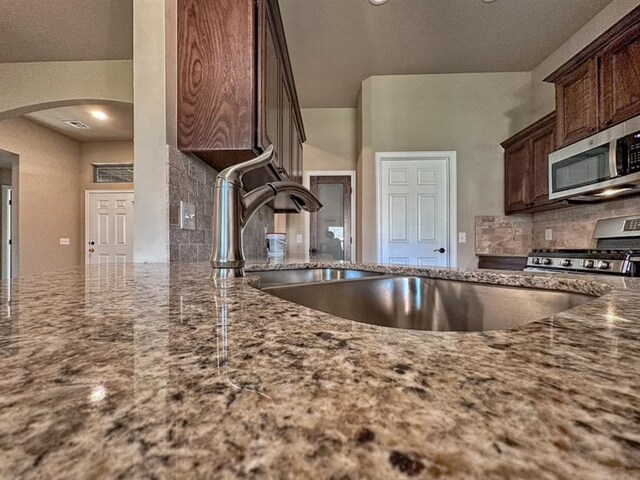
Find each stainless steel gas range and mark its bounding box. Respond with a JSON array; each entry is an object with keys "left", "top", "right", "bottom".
[{"left": 525, "top": 215, "right": 640, "bottom": 276}]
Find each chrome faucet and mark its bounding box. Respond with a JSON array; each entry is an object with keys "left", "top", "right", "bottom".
[{"left": 211, "top": 146, "right": 322, "bottom": 278}]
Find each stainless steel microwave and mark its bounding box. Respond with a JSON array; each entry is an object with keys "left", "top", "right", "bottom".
[{"left": 548, "top": 115, "right": 640, "bottom": 201}]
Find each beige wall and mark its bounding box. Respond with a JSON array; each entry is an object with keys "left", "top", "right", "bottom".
[
  {"left": 358, "top": 72, "right": 532, "bottom": 268},
  {"left": 0, "top": 60, "right": 133, "bottom": 119},
  {"left": 80, "top": 141, "right": 134, "bottom": 189},
  {"left": 0, "top": 118, "right": 82, "bottom": 275},
  {"left": 133, "top": 0, "right": 170, "bottom": 263},
  {"left": 286, "top": 108, "right": 358, "bottom": 260},
  {"left": 301, "top": 108, "right": 357, "bottom": 170}
]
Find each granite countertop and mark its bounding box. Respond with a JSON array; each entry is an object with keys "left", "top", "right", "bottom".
[{"left": 1, "top": 262, "right": 639, "bottom": 479}]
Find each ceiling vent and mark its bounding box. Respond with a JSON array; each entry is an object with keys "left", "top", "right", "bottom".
[{"left": 64, "top": 120, "right": 90, "bottom": 129}]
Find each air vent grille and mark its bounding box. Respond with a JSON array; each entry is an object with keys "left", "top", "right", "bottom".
[{"left": 64, "top": 120, "right": 90, "bottom": 129}]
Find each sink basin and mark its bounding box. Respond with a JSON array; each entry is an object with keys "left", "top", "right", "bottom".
[
  {"left": 262, "top": 276, "right": 596, "bottom": 332},
  {"left": 249, "top": 268, "right": 382, "bottom": 288}
]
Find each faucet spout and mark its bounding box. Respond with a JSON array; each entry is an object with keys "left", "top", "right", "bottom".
[
  {"left": 210, "top": 148, "right": 322, "bottom": 279},
  {"left": 269, "top": 181, "right": 323, "bottom": 213}
]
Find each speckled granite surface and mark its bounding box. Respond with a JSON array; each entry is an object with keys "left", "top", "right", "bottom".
[{"left": 1, "top": 262, "right": 639, "bottom": 479}]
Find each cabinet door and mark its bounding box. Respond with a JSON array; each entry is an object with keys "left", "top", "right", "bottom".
[
  {"left": 280, "top": 78, "right": 292, "bottom": 178},
  {"left": 289, "top": 118, "right": 299, "bottom": 182},
  {"left": 555, "top": 57, "right": 599, "bottom": 148},
  {"left": 259, "top": 4, "right": 281, "bottom": 168},
  {"left": 530, "top": 126, "right": 555, "bottom": 206},
  {"left": 504, "top": 141, "right": 531, "bottom": 213},
  {"left": 296, "top": 136, "right": 304, "bottom": 184},
  {"left": 600, "top": 25, "right": 640, "bottom": 129}
]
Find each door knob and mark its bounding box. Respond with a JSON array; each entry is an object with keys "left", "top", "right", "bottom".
[
  {"left": 88, "top": 248, "right": 95, "bottom": 253},
  {"left": 309, "top": 248, "right": 318, "bottom": 254},
  {"left": 434, "top": 248, "right": 445, "bottom": 254}
]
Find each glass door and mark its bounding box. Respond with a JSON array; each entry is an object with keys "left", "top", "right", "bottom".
[{"left": 309, "top": 176, "right": 352, "bottom": 262}]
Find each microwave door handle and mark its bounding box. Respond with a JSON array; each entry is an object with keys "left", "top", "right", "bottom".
[{"left": 609, "top": 139, "right": 618, "bottom": 178}]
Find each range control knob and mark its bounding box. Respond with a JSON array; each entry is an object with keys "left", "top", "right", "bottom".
[
  {"left": 542, "top": 258, "right": 552, "bottom": 265},
  {"left": 583, "top": 260, "right": 595, "bottom": 268},
  {"left": 560, "top": 259, "right": 572, "bottom": 267},
  {"left": 532, "top": 257, "right": 541, "bottom": 265},
  {"left": 597, "top": 261, "right": 610, "bottom": 270}
]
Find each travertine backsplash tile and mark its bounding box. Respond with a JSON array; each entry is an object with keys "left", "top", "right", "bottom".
[
  {"left": 532, "top": 196, "right": 640, "bottom": 249},
  {"left": 168, "top": 146, "right": 273, "bottom": 262},
  {"left": 475, "top": 197, "right": 640, "bottom": 257},
  {"left": 475, "top": 216, "right": 532, "bottom": 256}
]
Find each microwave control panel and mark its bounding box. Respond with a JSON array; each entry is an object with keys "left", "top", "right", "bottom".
[
  {"left": 627, "top": 132, "right": 640, "bottom": 172},
  {"left": 623, "top": 218, "right": 640, "bottom": 232}
]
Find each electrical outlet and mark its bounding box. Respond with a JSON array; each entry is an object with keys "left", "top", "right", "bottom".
[
  {"left": 180, "top": 202, "right": 196, "bottom": 230},
  {"left": 59, "top": 238, "right": 70, "bottom": 245},
  {"left": 458, "top": 232, "right": 466, "bottom": 243},
  {"left": 545, "top": 228, "right": 553, "bottom": 241}
]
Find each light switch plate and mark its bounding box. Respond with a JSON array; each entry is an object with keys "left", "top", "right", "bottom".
[
  {"left": 458, "top": 232, "right": 466, "bottom": 243},
  {"left": 545, "top": 228, "right": 553, "bottom": 241},
  {"left": 59, "top": 238, "right": 70, "bottom": 245},
  {"left": 296, "top": 234, "right": 303, "bottom": 244},
  {"left": 180, "top": 201, "right": 196, "bottom": 230}
]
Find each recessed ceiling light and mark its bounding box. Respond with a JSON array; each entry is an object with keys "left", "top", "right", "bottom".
[
  {"left": 369, "top": 0, "right": 388, "bottom": 5},
  {"left": 91, "top": 110, "right": 108, "bottom": 121},
  {"left": 482, "top": 0, "right": 497, "bottom": 3}
]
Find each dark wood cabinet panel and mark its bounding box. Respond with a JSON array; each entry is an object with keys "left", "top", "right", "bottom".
[
  {"left": 530, "top": 125, "right": 555, "bottom": 206},
  {"left": 177, "top": 0, "right": 255, "bottom": 153},
  {"left": 177, "top": 0, "right": 305, "bottom": 202},
  {"left": 504, "top": 141, "right": 530, "bottom": 214},
  {"left": 600, "top": 23, "right": 640, "bottom": 129},
  {"left": 502, "top": 113, "right": 562, "bottom": 215},
  {"left": 295, "top": 136, "right": 303, "bottom": 184},
  {"left": 280, "top": 79, "right": 292, "bottom": 179},
  {"left": 260, "top": 7, "right": 281, "bottom": 169},
  {"left": 546, "top": 6, "right": 640, "bottom": 147},
  {"left": 478, "top": 256, "right": 528, "bottom": 271},
  {"left": 555, "top": 58, "right": 599, "bottom": 148}
]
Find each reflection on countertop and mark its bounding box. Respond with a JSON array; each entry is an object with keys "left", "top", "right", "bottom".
[{"left": 0, "top": 262, "right": 639, "bottom": 479}]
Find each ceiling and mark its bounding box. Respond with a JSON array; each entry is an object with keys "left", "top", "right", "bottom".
[
  {"left": 0, "top": 0, "right": 132, "bottom": 63},
  {"left": 279, "top": 0, "right": 613, "bottom": 107},
  {"left": 25, "top": 103, "right": 133, "bottom": 142}
]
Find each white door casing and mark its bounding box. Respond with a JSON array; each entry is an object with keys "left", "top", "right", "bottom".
[
  {"left": 1, "top": 186, "right": 12, "bottom": 279},
  {"left": 376, "top": 152, "right": 457, "bottom": 268},
  {"left": 85, "top": 191, "right": 134, "bottom": 264}
]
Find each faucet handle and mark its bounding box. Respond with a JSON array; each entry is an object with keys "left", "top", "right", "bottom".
[{"left": 217, "top": 145, "right": 275, "bottom": 188}]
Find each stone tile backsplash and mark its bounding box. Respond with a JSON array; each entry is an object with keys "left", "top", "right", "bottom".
[
  {"left": 475, "top": 215, "right": 533, "bottom": 256},
  {"left": 532, "top": 196, "right": 640, "bottom": 249},
  {"left": 475, "top": 196, "right": 640, "bottom": 257},
  {"left": 168, "top": 147, "right": 273, "bottom": 262}
]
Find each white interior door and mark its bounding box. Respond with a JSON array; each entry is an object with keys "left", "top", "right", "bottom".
[
  {"left": 379, "top": 156, "right": 450, "bottom": 267},
  {"left": 86, "top": 191, "right": 134, "bottom": 264}
]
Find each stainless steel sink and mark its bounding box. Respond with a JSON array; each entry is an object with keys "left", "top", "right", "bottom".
[
  {"left": 262, "top": 276, "right": 596, "bottom": 332},
  {"left": 249, "top": 268, "right": 382, "bottom": 288}
]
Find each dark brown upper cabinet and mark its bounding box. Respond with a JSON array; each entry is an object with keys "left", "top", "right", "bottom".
[
  {"left": 177, "top": 0, "right": 306, "bottom": 207},
  {"left": 502, "top": 113, "right": 563, "bottom": 215},
  {"left": 600, "top": 21, "right": 640, "bottom": 129},
  {"left": 554, "top": 58, "right": 599, "bottom": 149},
  {"left": 545, "top": 6, "right": 640, "bottom": 149}
]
